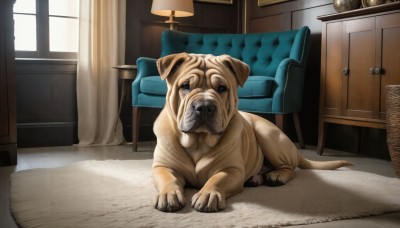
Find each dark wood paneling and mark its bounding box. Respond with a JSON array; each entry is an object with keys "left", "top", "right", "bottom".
[
  {"left": 125, "top": 0, "right": 241, "bottom": 64},
  {"left": 15, "top": 59, "right": 78, "bottom": 147},
  {"left": 249, "top": 12, "right": 291, "bottom": 32},
  {"left": 139, "top": 21, "right": 167, "bottom": 59},
  {"left": 246, "top": 0, "right": 332, "bottom": 33},
  {"left": 16, "top": 122, "right": 77, "bottom": 148}
]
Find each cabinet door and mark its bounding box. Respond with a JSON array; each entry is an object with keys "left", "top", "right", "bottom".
[
  {"left": 321, "top": 21, "right": 343, "bottom": 116},
  {"left": 376, "top": 12, "right": 400, "bottom": 120},
  {"left": 343, "top": 17, "right": 376, "bottom": 119}
]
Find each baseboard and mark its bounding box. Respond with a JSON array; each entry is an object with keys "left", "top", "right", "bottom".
[
  {"left": 16, "top": 121, "right": 156, "bottom": 148},
  {"left": 17, "top": 122, "right": 78, "bottom": 148}
]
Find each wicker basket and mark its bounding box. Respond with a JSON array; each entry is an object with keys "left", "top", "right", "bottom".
[{"left": 386, "top": 85, "right": 400, "bottom": 178}]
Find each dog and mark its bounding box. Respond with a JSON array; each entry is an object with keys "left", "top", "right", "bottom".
[{"left": 152, "top": 53, "right": 352, "bottom": 213}]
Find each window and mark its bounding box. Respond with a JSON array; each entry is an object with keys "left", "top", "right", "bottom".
[{"left": 13, "top": 0, "right": 79, "bottom": 59}]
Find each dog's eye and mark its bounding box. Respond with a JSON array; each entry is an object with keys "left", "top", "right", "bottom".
[
  {"left": 217, "top": 85, "right": 227, "bottom": 93},
  {"left": 180, "top": 83, "right": 190, "bottom": 91}
]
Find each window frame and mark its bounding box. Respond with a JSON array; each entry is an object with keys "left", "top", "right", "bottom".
[{"left": 14, "top": 0, "right": 78, "bottom": 60}]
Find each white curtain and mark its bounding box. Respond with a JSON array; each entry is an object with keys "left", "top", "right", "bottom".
[{"left": 77, "top": 0, "right": 126, "bottom": 146}]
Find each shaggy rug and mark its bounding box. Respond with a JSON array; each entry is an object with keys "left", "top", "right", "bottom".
[{"left": 10, "top": 159, "right": 400, "bottom": 228}]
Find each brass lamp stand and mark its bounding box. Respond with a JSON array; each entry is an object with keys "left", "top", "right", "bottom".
[{"left": 151, "top": 0, "right": 194, "bottom": 30}]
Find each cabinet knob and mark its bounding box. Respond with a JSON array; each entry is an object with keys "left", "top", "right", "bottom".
[
  {"left": 370, "top": 67, "right": 385, "bottom": 75},
  {"left": 374, "top": 68, "right": 384, "bottom": 75},
  {"left": 370, "top": 68, "right": 375, "bottom": 74},
  {"left": 342, "top": 68, "right": 349, "bottom": 76}
]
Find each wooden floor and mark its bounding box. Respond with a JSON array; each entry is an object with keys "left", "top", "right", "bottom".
[{"left": 1, "top": 142, "right": 399, "bottom": 228}]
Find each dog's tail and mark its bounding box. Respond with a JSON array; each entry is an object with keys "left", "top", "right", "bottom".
[{"left": 298, "top": 155, "right": 353, "bottom": 170}]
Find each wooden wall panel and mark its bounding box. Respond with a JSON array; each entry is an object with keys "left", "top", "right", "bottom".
[
  {"left": 125, "top": 0, "right": 241, "bottom": 64},
  {"left": 15, "top": 60, "right": 78, "bottom": 147},
  {"left": 139, "top": 21, "right": 166, "bottom": 60},
  {"left": 249, "top": 12, "right": 291, "bottom": 33}
]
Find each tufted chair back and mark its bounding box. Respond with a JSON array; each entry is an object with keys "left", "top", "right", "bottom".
[{"left": 161, "top": 27, "right": 309, "bottom": 77}]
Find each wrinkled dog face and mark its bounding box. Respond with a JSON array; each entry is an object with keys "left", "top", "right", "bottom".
[
  {"left": 157, "top": 53, "right": 249, "bottom": 147},
  {"left": 177, "top": 57, "right": 232, "bottom": 136}
]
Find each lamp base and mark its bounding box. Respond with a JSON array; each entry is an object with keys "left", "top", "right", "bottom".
[
  {"left": 166, "top": 11, "right": 178, "bottom": 30},
  {"left": 165, "top": 20, "right": 178, "bottom": 30}
]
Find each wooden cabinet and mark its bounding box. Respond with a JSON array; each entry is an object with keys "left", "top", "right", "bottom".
[
  {"left": 317, "top": 3, "right": 400, "bottom": 155},
  {"left": 0, "top": 0, "right": 17, "bottom": 165}
]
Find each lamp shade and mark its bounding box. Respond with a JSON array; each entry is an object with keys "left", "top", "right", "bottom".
[{"left": 151, "top": 0, "right": 194, "bottom": 17}]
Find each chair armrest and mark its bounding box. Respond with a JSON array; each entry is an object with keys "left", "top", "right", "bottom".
[
  {"left": 134, "top": 57, "right": 159, "bottom": 81},
  {"left": 132, "top": 57, "right": 159, "bottom": 106},
  {"left": 272, "top": 58, "right": 305, "bottom": 113}
]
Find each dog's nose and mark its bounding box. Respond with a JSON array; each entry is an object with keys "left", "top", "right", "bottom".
[{"left": 194, "top": 101, "right": 216, "bottom": 118}]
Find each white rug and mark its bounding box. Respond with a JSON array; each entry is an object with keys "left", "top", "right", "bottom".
[{"left": 10, "top": 159, "right": 400, "bottom": 228}]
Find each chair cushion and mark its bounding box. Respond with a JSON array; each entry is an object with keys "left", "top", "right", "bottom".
[
  {"left": 140, "top": 75, "right": 274, "bottom": 99},
  {"left": 140, "top": 76, "right": 167, "bottom": 95},
  {"left": 238, "top": 76, "right": 275, "bottom": 98},
  {"left": 136, "top": 93, "right": 166, "bottom": 108}
]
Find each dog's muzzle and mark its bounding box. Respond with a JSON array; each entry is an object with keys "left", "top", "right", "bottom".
[
  {"left": 180, "top": 99, "right": 222, "bottom": 135},
  {"left": 193, "top": 100, "right": 216, "bottom": 119}
]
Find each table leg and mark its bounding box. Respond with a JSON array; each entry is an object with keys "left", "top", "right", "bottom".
[{"left": 115, "top": 80, "right": 126, "bottom": 131}]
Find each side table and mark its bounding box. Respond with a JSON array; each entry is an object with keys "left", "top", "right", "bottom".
[{"left": 112, "top": 65, "right": 137, "bottom": 142}]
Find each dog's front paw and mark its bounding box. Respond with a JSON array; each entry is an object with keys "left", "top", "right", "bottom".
[
  {"left": 191, "top": 190, "right": 226, "bottom": 212},
  {"left": 153, "top": 189, "right": 186, "bottom": 212}
]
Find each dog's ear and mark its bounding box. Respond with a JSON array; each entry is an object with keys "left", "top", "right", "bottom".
[
  {"left": 157, "top": 53, "right": 189, "bottom": 80},
  {"left": 219, "top": 55, "right": 250, "bottom": 87}
]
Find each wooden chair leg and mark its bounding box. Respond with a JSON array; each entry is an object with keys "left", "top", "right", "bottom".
[
  {"left": 132, "top": 107, "right": 141, "bottom": 152},
  {"left": 293, "top": 112, "right": 305, "bottom": 149},
  {"left": 275, "top": 114, "right": 284, "bottom": 131}
]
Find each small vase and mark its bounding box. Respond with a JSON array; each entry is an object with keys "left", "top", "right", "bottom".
[
  {"left": 362, "top": 0, "right": 396, "bottom": 7},
  {"left": 333, "top": 0, "right": 362, "bottom": 12},
  {"left": 386, "top": 85, "right": 400, "bottom": 178}
]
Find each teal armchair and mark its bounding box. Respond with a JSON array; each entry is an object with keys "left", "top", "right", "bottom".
[{"left": 132, "top": 27, "right": 310, "bottom": 151}]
